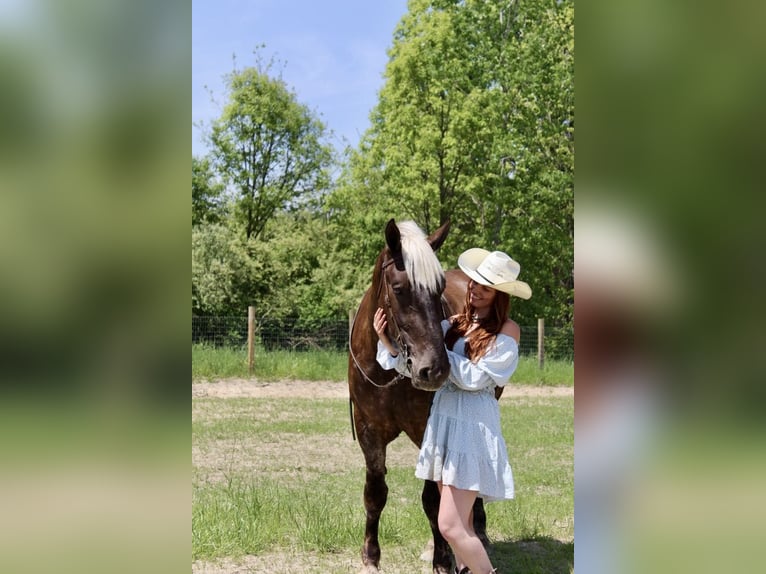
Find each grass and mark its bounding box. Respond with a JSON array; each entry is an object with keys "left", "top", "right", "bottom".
[
  {"left": 192, "top": 344, "right": 573, "bottom": 385},
  {"left": 192, "top": 345, "right": 348, "bottom": 381},
  {"left": 193, "top": 475, "right": 365, "bottom": 556},
  {"left": 513, "top": 356, "right": 573, "bottom": 386},
  {"left": 192, "top": 393, "right": 573, "bottom": 573}
]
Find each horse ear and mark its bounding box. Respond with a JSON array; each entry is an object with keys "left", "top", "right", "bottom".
[
  {"left": 427, "top": 219, "right": 451, "bottom": 252},
  {"left": 385, "top": 218, "right": 402, "bottom": 257}
]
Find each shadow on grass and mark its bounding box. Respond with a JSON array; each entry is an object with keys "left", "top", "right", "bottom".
[{"left": 488, "top": 536, "right": 573, "bottom": 574}]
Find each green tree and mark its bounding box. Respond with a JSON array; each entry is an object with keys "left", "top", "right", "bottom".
[
  {"left": 255, "top": 211, "right": 347, "bottom": 323},
  {"left": 208, "top": 65, "right": 334, "bottom": 241},
  {"left": 192, "top": 210, "right": 351, "bottom": 323},
  {"left": 327, "top": 0, "right": 573, "bottom": 328},
  {"left": 484, "top": 0, "right": 574, "bottom": 325},
  {"left": 192, "top": 156, "right": 226, "bottom": 225},
  {"left": 192, "top": 223, "right": 262, "bottom": 315}
]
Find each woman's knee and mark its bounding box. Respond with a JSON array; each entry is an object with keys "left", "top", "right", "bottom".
[{"left": 438, "top": 513, "right": 466, "bottom": 545}]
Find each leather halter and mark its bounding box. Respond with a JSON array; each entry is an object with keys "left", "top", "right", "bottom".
[{"left": 349, "top": 257, "right": 410, "bottom": 389}]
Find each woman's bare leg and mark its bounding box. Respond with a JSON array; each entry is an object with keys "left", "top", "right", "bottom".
[
  {"left": 452, "top": 506, "right": 475, "bottom": 571},
  {"left": 438, "top": 485, "right": 494, "bottom": 574}
]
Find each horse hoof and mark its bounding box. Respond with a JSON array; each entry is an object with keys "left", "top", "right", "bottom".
[
  {"left": 420, "top": 538, "right": 434, "bottom": 561},
  {"left": 358, "top": 565, "right": 380, "bottom": 574}
]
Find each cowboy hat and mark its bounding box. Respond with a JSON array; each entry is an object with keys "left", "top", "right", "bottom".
[{"left": 457, "top": 248, "right": 532, "bottom": 299}]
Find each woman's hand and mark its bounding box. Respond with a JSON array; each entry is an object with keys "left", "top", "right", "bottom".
[
  {"left": 374, "top": 307, "right": 398, "bottom": 357},
  {"left": 373, "top": 307, "right": 387, "bottom": 337}
]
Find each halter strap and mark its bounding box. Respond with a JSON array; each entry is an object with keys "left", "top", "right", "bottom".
[{"left": 381, "top": 261, "right": 409, "bottom": 363}]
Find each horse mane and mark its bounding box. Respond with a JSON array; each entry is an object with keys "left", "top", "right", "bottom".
[{"left": 387, "top": 220, "right": 445, "bottom": 294}]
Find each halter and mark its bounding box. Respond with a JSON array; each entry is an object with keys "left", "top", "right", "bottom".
[{"left": 349, "top": 257, "right": 410, "bottom": 388}]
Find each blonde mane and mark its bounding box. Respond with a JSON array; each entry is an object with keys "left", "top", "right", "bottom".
[{"left": 397, "top": 221, "right": 445, "bottom": 294}]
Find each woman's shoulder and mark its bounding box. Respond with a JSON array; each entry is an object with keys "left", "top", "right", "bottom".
[{"left": 499, "top": 319, "right": 520, "bottom": 344}]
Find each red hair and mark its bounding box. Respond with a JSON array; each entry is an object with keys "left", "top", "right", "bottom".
[{"left": 445, "top": 281, "right": 510, "bottom": 362}]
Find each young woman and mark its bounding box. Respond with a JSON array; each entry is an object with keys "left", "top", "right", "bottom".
[{"left": 375, "top": 248, "right": 531, "bottom": 574}]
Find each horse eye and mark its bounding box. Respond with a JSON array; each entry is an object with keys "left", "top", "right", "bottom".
[{"left": 392, "top": 285, "right": 403, "bottom": 295}]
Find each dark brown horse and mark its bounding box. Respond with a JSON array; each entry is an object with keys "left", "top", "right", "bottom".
[{"left": 348, "top": 219, "right": 488, "bottom": 574}]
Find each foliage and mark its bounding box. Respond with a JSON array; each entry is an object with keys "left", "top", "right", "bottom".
[
  {"left": 192, "top": 1, "right": 573, "bottom": 330},
  {"left": 192, "top": 211, "right": 361, "bottom": 322},
  {"left": 487, "top": 0, "right": 575, "bottom": 326},
  {"left": 192, "top": 222, "right": 262, "bottom": 315},
  {"left": 326, "top": 0, "right": 574, "bottom": 328},
  {"left": 192, "top": 156, "right": 226, "bottom": 225},
  {"left": 208, "top": 65, "right": 335, "bottom": 241}
]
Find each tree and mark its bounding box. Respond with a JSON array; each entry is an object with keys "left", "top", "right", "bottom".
[
  {"left": 192, "top": 211, "right": 347, "bottom": 322},
  {"left": 326, "top": 0, "right": 574, "bottom": 327},
  {"left": 484, "top": 0, "right": 574, "bottom": 325},
  {"left": 192, "top": 223, "right": 261, "bottom": 315},
  {"left": 208, "top": 65, "right": 334, "bottom": 241},
  {"left": 192, "top": 155, "right": 226, "bottom": 225}
]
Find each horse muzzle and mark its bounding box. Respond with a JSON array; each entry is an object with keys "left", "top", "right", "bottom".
[{"left": 408, "top": 357, "right": 449, "bottom": 391}]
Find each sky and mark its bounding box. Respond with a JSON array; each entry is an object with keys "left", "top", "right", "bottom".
[{"left": 192, "top": 0, "right": 410, "bottom": 157}]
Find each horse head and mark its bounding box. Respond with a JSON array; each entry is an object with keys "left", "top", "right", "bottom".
[{"left": 375, "top": 218, "right": 451, "bottom": 391}]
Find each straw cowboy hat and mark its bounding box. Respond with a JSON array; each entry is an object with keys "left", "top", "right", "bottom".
[{"left": 457, "top": 248, "right": 532, "bottom": 299}]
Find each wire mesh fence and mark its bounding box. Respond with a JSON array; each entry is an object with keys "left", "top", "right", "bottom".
[{"left": 192, "top": 314, "right": 573, "bottom": 360}]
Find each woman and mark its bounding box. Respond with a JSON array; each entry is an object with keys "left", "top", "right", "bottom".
[{"left": 375, "top": 248, "right": 531, "bottom": 574}]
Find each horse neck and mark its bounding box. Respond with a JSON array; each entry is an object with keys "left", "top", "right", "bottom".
[{"left": 354, "top": 255, "right": 392, "bottom": 357}]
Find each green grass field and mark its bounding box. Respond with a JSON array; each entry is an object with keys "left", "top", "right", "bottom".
[
  {"left": 192, "top": 344, "right": 573, "bottom": 386},
  {"left": 192, "top": 388, "right": 573, "bottom": 573}
]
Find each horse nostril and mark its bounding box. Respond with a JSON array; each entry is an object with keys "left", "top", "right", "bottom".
[{"left": 418, "top": 367, "right": 431, "bottom": 381}]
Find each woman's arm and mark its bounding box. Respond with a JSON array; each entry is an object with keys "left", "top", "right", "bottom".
[
  {"left": 447, "top": 335, "right": 519, "bottom": 391},
  {"left": 376, "top": 340, "right": 408, "bottom": 373}
]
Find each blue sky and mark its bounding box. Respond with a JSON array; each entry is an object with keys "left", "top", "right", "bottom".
[{"left": 192, "top": 0, "right": 410, "bottom": 157}]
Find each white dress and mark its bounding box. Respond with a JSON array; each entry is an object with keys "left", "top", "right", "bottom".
[{"left": 376, "top": 319, "right": 517, "bottom": 502}]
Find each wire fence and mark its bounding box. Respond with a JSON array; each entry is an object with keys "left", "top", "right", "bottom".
[{"left": 192, "top": 314, "right": 573, "bottom": 360}]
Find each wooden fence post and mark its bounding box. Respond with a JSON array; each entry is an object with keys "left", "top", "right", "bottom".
[
  {"left": 348, "top": 308, "right": 355, "bottom": 338},
  {"left": 537, "top": 317, "right": 545, "bottom": 370},
  {"left": 248, "top": 306, "right": 255, "bottom": 375}
]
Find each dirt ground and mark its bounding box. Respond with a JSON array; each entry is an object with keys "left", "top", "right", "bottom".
[{"left": 192, "top": 378, "right": 573, "bottom": 401}]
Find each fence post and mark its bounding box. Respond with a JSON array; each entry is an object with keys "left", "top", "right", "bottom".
[
  {"left": 248, "top": 306, "right": 255, "bottom": 375},
  {"left": 537, "top": 317, "right": 545, "bottom": 370},
  {"left": 348, "top": 308, "right": 356, "bottom": 338}
]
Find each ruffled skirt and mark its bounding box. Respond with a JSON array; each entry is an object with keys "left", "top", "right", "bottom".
[{"left": 415, "top": 383, "right": 514, "bottom": 502}]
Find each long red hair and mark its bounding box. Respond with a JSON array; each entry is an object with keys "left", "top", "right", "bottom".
[{"left": 445, "top": 280, "right": 510, "bottom": 362}]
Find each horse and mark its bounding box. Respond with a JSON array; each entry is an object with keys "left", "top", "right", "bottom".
[{"left": 347, "top": 218, "right": 490, "bottom": 574}]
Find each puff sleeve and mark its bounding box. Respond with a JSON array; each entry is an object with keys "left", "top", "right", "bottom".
[
  {"left": 447, "top": 334, "right": 519, "bottom": 391},
  {"left": 376, "top": 340, "right": 409, "bottom": 374}
]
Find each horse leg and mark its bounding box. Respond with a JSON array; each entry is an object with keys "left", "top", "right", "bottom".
[
  {"left": 422, "top": 479, "right": 452, "bottom": 574},
  {"left": 357, "top": 431, "right": 390, "bottom": 573},
  {"left": 472, "top": 497, "right": 491, "bottom": 548}
]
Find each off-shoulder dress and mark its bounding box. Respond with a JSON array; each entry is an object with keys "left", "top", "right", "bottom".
[{"left": 376, "top": 319, "right": 517, "bottom": 501}]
